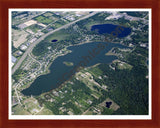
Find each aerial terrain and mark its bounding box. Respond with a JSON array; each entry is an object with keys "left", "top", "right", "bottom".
[{"left": 11, "top": 10, "right": 149, "bottom": 115}]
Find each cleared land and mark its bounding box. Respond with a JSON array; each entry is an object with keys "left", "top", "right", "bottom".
[
  {"left": 99, "top": 98, "right": 120, "bottom": 111},
  {"left": 12, "top": 29, "right": 29, "bottom": 48},
  {"left": 24, "top": 20, "right": 37, "bottom": 26}
]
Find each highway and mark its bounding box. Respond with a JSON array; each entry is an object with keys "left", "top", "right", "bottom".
[{"left": 12, "top": 12, "right": 98, "bottom": 75}]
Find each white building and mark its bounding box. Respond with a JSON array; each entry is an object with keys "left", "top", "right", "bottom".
[{"left": 20, "top": 45, "right": 27, "bottom": 50}]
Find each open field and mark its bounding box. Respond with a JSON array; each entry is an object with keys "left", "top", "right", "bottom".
[
  {"left": 24, "top": 20, "right": 37, "bottom": 26},
  {"left": 45, "top": 30, "right": 70, "bottom": 42},
  {"left": 12, "top": 104, "right": 30, "bottom": 115},
  {"left": 22, "top": 97, "right": 42, "bottom": 114},
  {"left": 36, "top": 107, "right": 53, "bottom": 115},
  {"left": 43, "top": 12, "right": 53, "bottom": 17},
  {"left": 75, "top": 11, "right": 90, "bottom": 15},
  {"left": 26, "top": 24, "right": 43, "bottom": 33},
  {"left": 34, "top": 15, "right": 53, "bottom": 25},
  {"left": 12, "top": 29, "right": 29, "bottom": 48},
  {"left": 117, "top": 61, "right": 133, "bottom": 70},
  {"left": 99, "top": 98, "right": 120, "bottom": 111}
]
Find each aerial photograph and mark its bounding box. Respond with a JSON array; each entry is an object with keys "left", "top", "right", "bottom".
[{"left": 10, "top": 9, "right": 150, "bottom": 117}]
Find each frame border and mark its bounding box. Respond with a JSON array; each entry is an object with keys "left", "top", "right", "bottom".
[
  {"left": 8, "top": 8, "right": 152, "bottom": 120},
  {"left": 0, "top": 0, "right": 160, "bottom": 128}
]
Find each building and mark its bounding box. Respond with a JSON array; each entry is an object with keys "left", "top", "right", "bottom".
[
  {"left": 12, "top": 55, "right": 17, "bottom": 63},
  {"left": 29, "top": 38, "right": 37, "bottom": 43},
  {"left": 20, "top": 45, "right": 27, "bottom": 51},
  {"left": 38, "top": 23, "right": 47, "bottom": 28}
]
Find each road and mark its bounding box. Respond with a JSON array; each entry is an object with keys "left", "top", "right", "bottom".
[{"left": 12, "top": 12, "right": 98, "bottom": 75}]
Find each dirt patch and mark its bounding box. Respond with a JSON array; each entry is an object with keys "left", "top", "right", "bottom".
[{"left": 12, "top": 29, "right": 29, "bottom": 48}]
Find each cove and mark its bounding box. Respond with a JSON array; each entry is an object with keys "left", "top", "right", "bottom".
[
  {"left": 21, "top": 42, "right": 128, "bottom": 96},
  {"left": 91, "top": 24, "right": 131, "bottom": 38}
]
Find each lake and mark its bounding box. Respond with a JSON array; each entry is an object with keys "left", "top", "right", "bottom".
[
  {"left": 21, "top": 42, "right": 128, "bottom": 96},
  {"left": 21, "top": 24, "right": 131, "bottom": 96},
  {"left": 91, "top": 24, "right": 131, "bottom": 38},
  {"left": 51, "top": 39, "right": 58, "bottom": 42}
]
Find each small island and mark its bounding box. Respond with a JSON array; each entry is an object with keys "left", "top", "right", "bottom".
[{"left": 63, "top": 61, "right": 74, "bottom": 66}]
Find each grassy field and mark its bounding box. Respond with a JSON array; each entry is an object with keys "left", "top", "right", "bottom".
[
  {"left": 45, "top": 29, "right": 70, "bottom": 42},
  {"left": 35, "top": 15, "right": 53, "bottom": 25},
  {"left": 36, "top": 107, "right": 53, "bottom": 115},
  {"left": 54, "top": 23, "right": 62, "bottom": 28},
  {"left": 43, "top": 12, "right": 53, "bottom": 17},
  {"left": 26, "top": 24, "right": 43, "bottom": 33},
  {"left": 117, "top": 62, "right": 133, "bottom": 70},
  {"left": 12, "top": 104, "right": 30, "bottom": 115},
  {"left": 85, "top": 20, "right": 100, "bottom": 30},
  {"left": 86, "top": 65, "right": 103, "bottom": 77}
]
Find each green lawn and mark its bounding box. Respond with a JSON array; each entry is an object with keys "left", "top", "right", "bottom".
[
  {"left": 35, "top": 15, "right": 53, "bottom": 25},
  {"left": 117, "top": 62, "right": 133, "bottom": 70},
  {"left": 45, "top": 30, "right": 69, "bottom": 42}
]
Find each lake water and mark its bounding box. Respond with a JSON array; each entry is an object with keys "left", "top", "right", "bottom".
[
  {"left": 91, "top": 24, "right": 131, "bottom": 38},
  {"left": 51, "top": 39, "right": 58, "bottom": 42},
  {"left": 21, "top": 24, "right": 131, "bottom": 96},
  {"left": 22, "top": 42, "right": 128, "bottom": 96},
  {"left": 106, "top": 102, "right": 112, "bottom": 108}
]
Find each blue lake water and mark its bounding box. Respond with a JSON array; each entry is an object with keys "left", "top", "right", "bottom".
[
  {"left": 51, "top": 39, "right": 58, "bottom": 42},
  {"left": 21, "top": 24, "right": 131, "bottom": 96},
  {"left": 21, "top": 42, "right": 128, "bottom": 96},
  {"left": 91, "top": 24, "right": 131, "bottom": 38}
]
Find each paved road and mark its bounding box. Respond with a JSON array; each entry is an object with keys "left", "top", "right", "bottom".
[{"left": 12, "top": 12, "right": 98, "bottom": 75}]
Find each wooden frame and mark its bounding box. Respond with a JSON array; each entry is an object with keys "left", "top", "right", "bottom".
[{"left": 0, "top": 0, "right": 160, "bottom": 127}]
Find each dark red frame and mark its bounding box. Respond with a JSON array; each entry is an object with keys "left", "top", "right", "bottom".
[{"left": 0, "top": 0, "right": 160, "bottom": 128}]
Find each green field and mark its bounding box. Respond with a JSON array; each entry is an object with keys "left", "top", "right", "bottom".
[
  {"left": 43, "top": 12, "right": 53, "bottom": 17},
  {"left": 45, "top": 29, "right": 70, "bottom": 41},
  {"left": 35, "top": 15, "right": 53, "bottom": 25},
  {"left": 26, "top": 24, "right": 43, "bottom": 33},
  {"left": 12, "top": 104, "right": 30, "bottom": 115}
]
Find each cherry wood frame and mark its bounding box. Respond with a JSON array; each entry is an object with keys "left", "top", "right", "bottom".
[{"left": 0, "top": 0, "right": 160, "bottom": 128}]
